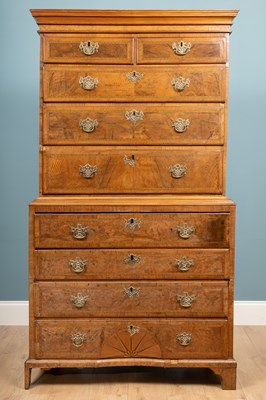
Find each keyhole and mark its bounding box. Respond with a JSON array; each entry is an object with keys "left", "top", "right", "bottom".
[
  {"left": 133, "top": 111, "right": 136, "bottom": 116},
  {"left": 130, "top": 287, "right": 133, "bottom": 293},
  {"left": 129, "top": 324, "right": 133, "bottom": 330},
  {"left": 133, "top": 71, "right": 136, "bottom": 77},
  {"left": 131, "top": 155, "right": 135, "bottom": 161},
  {"left": 130, "top": 254, "right": 134, "bottom": 261},
  {"left": 180, "top": 41, "right": 183, "bottom": 47},
  {"left": 87, "top": 41, "right": 91, "bottom": 46},
  {"left": 130, "top": 218, "right": 134, "bottom": 224}
]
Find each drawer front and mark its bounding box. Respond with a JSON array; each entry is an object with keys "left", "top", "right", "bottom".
[
  {"left": 43, "top": 103, "right": 225, "bottom": 146},
  {"left": 34, "top": 212, "right": 230, "bottom": 249},
  {"left": 43, "top": 65, "right": 226, "bottom": 102},
  {"left": 34, "top": 281, "right": 229, "bottom": 318},
  {"left": 42, "top": 146, "right": 223, "bottom": 195},
  {"left": 35, "top": 249, "right": 229, "bottom": 280},
  {"left": 35, "top": 318, "right": 229, "bottom": 359},
  {"left": 43, "top": 35, "right": 134, "bottom": 64},
  {"left": 137, "top": 35, "right": 227, "bottom": 64}
]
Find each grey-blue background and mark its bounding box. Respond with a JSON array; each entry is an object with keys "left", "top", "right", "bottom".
[{"left": 0, "top": 0, "right": 265, "bottom": 300}]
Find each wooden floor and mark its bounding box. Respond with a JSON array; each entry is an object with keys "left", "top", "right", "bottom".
[{"left": 0, "top": 326, "right": 265, "bottom": 399}]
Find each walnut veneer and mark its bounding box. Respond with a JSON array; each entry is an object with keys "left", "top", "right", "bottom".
[{"left": 25, "top": 10, "right": 238, "bottom": 390}]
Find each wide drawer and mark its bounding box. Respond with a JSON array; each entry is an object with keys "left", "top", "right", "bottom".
[
  {"left": 43, "top": 65, "right": 226, "bottom": 102},
  {"left": 34, "top": 281, "right": 229, "bottom": 318},
  {"left": 34, "top": 249, "right": 230, "bottom": 280},
  {"left": 34, "top": 212, "right": 230, "bottom": 248},
  {"left": 43, "top": 34, "right": 134, "bottom": 64},
  {"left": 137, "top": 35, "right": 227, "bottom": 64},
  {"left": 35, "top": 318, "right": 229, "bottom": 359},
  {"left": 42, "top": 146, "right": 223, "bottom": 194},
  {"left": 43, "top": 103, "right": 225, "bottom": 145}
]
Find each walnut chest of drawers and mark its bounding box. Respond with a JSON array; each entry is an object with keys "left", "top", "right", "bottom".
[{"left": 25, "top": 9, "right": 238, "bottom": 390}]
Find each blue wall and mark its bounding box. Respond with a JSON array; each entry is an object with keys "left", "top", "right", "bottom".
[{"left": 0, "top": 0, "right": 265, "bottom": 300}]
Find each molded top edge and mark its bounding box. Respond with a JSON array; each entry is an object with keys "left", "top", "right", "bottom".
[{"left": 30, "top": 9, "right": 239, "bottom": 25}]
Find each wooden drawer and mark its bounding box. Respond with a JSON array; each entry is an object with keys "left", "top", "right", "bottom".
[
  {"left": 34, "top": 212, "right": 230, "bottom": 249},
  {"left": 34, "top": 281, "right": 229, "bottom": 318},
  {"left": 42, "top": 146, "right": 223, "bottom": 195},
  {"left": 137, "top": 35, "right": 227, "bottom": 64},
  {"left": 35, "top": 318, "right": 229, "bottom": 359},
  {"left": 34, "top": 249, "right": 230, "bottom": 280},
  {"left": 43, "top": 65, "right": 226, "bottom": 102},
  {"left": 43, "top": 34, "right": 134, "bottom": 64},
  {"left": 43, "top": 103, "right": 225, "bottom": 146}
]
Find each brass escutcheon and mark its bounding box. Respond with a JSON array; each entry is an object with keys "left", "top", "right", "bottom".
[
  {"left": 124, "top": 155, "right": 135, "bottom": 167},
  {"left": 70, "top": 292, "right": 88, "bottom": 308},
  {"left": 123, "top": 286, "right": 140, "bottom": 299},
  {"left": 70, "top": 332, "right": 87, "bottom": 347},
  {"left": 79, "top": 117, "right": 98, "bottom": 133},
  {"left": 125, "top": 109, "right": 144, "bottom": 125},
  {"left": 177, "top": 292, "right": 197, "bottom": 308},
  {"left": 171, "top": 118, "right": 190, "bottom": 133},
  {"left": 79, "top": 75, "right": 98, "bottom": 90},
  {"left": 171, "top": 76, "right": 190, "bottom": 92},
  {"left": 175, "top": 256, "right": 194, "bottom": 272},
  {"left": 79, "top": 163, "right": 97, "bottom": 179},
  {"left": 127, "top": 324, "right": 140, "bottom": 336},
  {"left": 70, "top": 224, "right": 89, "bottom": 240},
  {"left": 176, "top": 332, "right": 192, "bottom": 346},
  {"left": 175, "top": 223, "right": 195, "bottom": 239},
  {"left": 169, "top": 163, "right": 187, "bottom": 179},
  {"left": 126, "top": 70, "right": 143, "bottom": 84},
  {"left": 79, "top": 40, "right": 99, "bottom": 55},
  {"left": 172, "top": 41, "right": 192, "bottom": 56},
  {"left": 125, "top": 217, "right": 141, "bottom": 230},
  {"left": 124, "top": 253, "right": 142, "bottom": 266},
  {"left": 69, "top": 257, "right": 88, "bottom": 273}
]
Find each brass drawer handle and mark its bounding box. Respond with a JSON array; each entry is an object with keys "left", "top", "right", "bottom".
[
  {"left": 79, "top": 117, "right": 98, "bottom": 133},
  {"left": 176, "top": 332, "right": 192, "bottom": 346},
  {"left": 169, "top": 163, "right": 187, "bottom": 179},
  {"left": 171, "top": 118, "right": 190, "bottom": 133},
  {"left": 70, "top": 332, "right": 87, "bottom": 347},
  {"left": 79, "top": 75, "right": 98, "bottom": 90},
  {"left": 79, "top": 40, "right": 99, "bottom": 55},
  {"left": 70, "top": 224, "right": 89, "bottom": 240},
  {"left": 125, "top": 109, "right": 144, "bottom": 125},
  {"left": 126, "top": 70, "right": 143, "bottom": 84},
  {"left": 128, "top": 324, "right": 140, "bottom": 336},
  {"left": 175, "top": 223, "right": 195, "bottom": 239},
  {"left": 69, "top": 257, "right": 88, "bottom": 273},
  {"left": 177, "top": 292, "right": 197, "bottom": 308},
  {"left": 171, "top": 76, "right": 190, "bottom": 92},
  {"left": 172, "top": 41, "right": 192, "bottom": 56},
  {"left": 125, "top": 217, "right": 141, "bottom": 231},
  {"left": 70, "top": 292, "right": 88, "bottom": 308},
  {"left": 123, "top": 286, "right": 140, "bottom": 299},
  {"left": 79, "top": 163, "right": 97, "bottom": 179},
  {"left": 124, "top": 253, "right": 141, "bottom": 266},
  {"left": 124, "top": 155, "right": 135, "bottom": 167},
  {"left": 175, "top": 256, "right": 194, "bottom": 272}
]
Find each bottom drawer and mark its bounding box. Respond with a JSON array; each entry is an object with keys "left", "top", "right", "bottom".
[{"left": 35, "top": 319, "right": 229, "bottom": 360}]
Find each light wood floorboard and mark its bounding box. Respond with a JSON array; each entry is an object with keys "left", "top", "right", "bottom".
[{"left": 0, "top": 326, "right": 265, "bottom": 399}]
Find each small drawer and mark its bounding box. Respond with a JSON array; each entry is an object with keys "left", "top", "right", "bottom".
[
  {"left": 42, "top": 146, "right": 223, "bottom": 195},
  {"left": 43, "top": 65, "right": 226, "bottom": 103},
  {"left": 34, "top": 249, "right": 230, "bottom": 280},
  {"left": 43, "top": 103, "right": 225, "bottom": 146},
  {"left": 34, "top": 281, "right": 229, "bottom": 318},
  {"left": 35, "top": 318, "right": 229, "bottom": 360},
  {"left": 137, "top": 35, "right": 227, "bottom": 64},
  {"left": 34, "top": 212, "right": 230, "bottom": 249},
  {"left": 43, "top": 34, "right": 134, "bottom": 64}
]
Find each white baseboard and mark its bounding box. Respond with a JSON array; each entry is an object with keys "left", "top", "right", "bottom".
[
  {"left": 0, "top": 301, "right": 29, "bottom": 325},
  {"left": 0, "top": 301, "right": 266, "bottom": 326}
]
